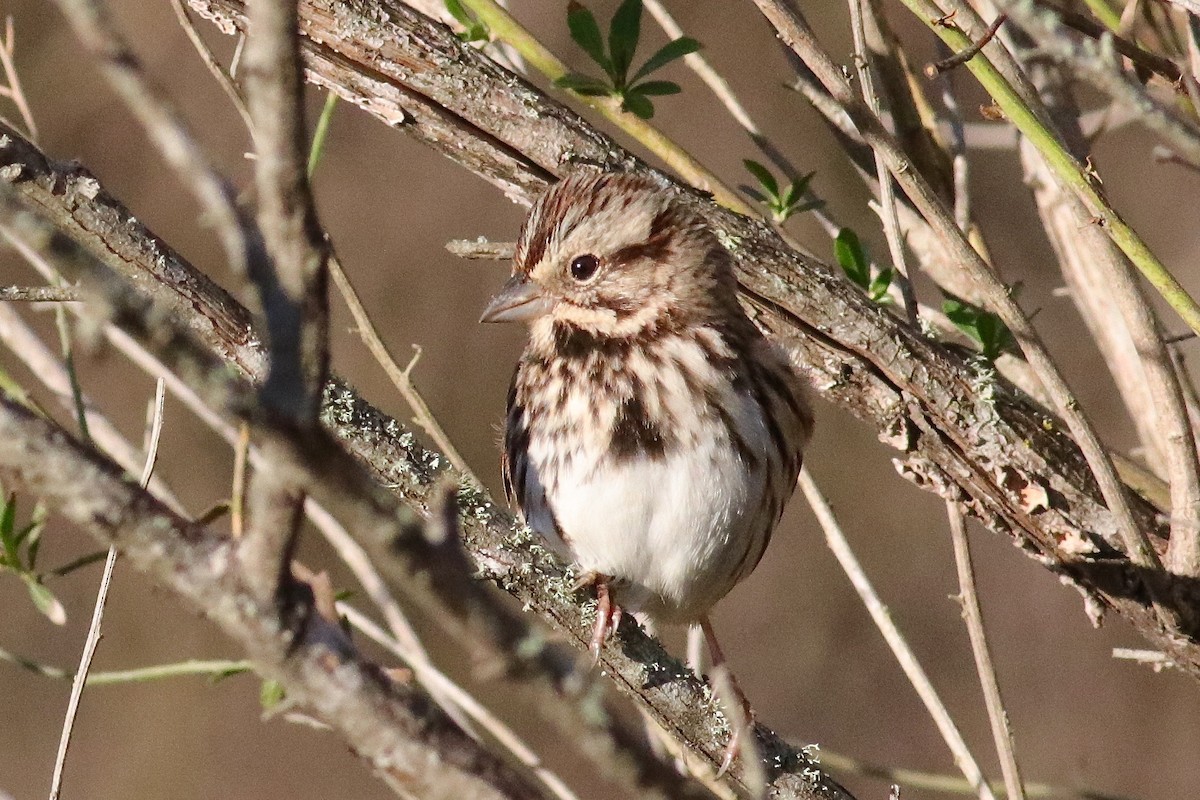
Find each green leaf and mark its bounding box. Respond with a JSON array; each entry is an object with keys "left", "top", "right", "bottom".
[
  {"left": 554, "top": 73, "right": 614, "bottom": 95},
  {"left": 0, "top": 492, "right": 17, "bottom": 567},
  {"left": 24, "top": 576, "right": 66, "bottom": 625},
  {"left": 743, "top": 159, "right": 779, "bottom": 199},
  {"left": 631, "top": 80, "right": 680, "bottom": 96},
  {"left": 631, "top": 36, "right": 700, "bottom": 83},
  {"left": 260, "top": 679, "right": 287, "bottom": 710},
  {"left": 566, "top": 2, "right": 611, "bottom": 75},
  {"left": 943, "top": 297, "right": 1013, "bottom": 360},
  {"left": 621, "top": 91, "right": 655, "bottom": 119},
  {"left": 608, "top": 0, "right": 643, "bottom": 85},
  {"left": 835, "top": 229, "right": 871, "bottom": 289},
  {"left": 19, "top": 504, "right": 47, "bottom": 569},
  {"left": 869, "top": 268, "right": 895, "bottom": 303}
]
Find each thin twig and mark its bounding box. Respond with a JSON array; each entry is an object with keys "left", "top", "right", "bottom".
[
  {"left": 0, "top": 241, "right": 184, "bottom": 511},
  {"left": 329, "top": 254, "right": 476, "bottom": 481},
  {"left": 815, "top": 748, "right": 1138, "bottom": 799},
  {"left": 49, "top": 378, "right": 165, "bottom": 800},
  {"left": 847, "top": 0, "right": 919, "bottom": 325},
  {"left": 0, "top": 17, "right": 37, "bottom": 141},
  {"left": 1111, "top": 647, "right": 1178, "bottom": 669},
  {"left": 169, "top": 0, "right": 254, "bottom": 135},
  {"left": 946, "top": 503, "right": 1026, "bottom": 800},
  {"left": 307, "top": 91, "right": 338, "bottom": 178},
  {"left": 927, "top": 14, "right": 1008, "bottom": 75},
  {"left": 51, "top": 289, "right": 89, "bottom": 443},
  {"left": 799, "top": 469, "right": 997, "bottom": 800},
  {"left": 0, "top": 647, "right": 252, "bottom": 684},
  {"left": 936, "top": 62, "right": 971, "bottom": 231},
  {"left": 997, "top": 0, "right": 1200, "bottom": 169}
]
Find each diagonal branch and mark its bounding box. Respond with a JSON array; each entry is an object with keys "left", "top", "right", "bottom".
[{"left": 0, "top": 396, "right": 543, "bottom": 800}]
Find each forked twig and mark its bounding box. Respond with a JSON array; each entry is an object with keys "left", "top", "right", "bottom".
[
  {"left": 799, "top": 469, "right": 998, "bottom": 800},
  {"left": 329, "top": 254, "right": 476, "bottom": 482}
]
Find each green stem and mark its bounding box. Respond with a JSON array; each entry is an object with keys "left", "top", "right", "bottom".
[
  {"left": 52, "top": 293, "right": 90, "bottom": 442},
  {"left": 0, "top": 645, "right": 253, "bottom": 684},
  {"left": 1080, "top": 0, "right": 1121, "bottom": 32},
  {"left": 307, "top": 91, "right": 339, "bottom": 178},
  {"left": 906, "top": 4, "right": 1200, "bottom": 336},
  {"left": 456, "top": 0, "right": 755, "bottom": 215}
]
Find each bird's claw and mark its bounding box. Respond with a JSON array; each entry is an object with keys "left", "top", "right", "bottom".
[{"left": 575, "top": 570, "right": 622, "bottom": 664}]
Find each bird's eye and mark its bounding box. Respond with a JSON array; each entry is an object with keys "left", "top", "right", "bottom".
[{"left": 569, "top": 254, "right": 600, "bottom": 282}]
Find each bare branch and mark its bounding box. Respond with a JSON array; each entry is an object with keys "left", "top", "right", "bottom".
[{"left": 0, "top": 397, "right": 545, "bottom": 800}]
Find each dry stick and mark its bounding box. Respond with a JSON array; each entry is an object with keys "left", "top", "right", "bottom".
[
  {"left": 798, "top": 469, "right": 997, "bottom": 800},
  {"left": 103, "top": 323, "right": 439, "bottom": 672},
  {"left": 937, "top": 68, "right": 971, "bottom": 232},
  {"left": 50, "top": 0, "right": 261, "bottom": 282},
  {"left": 48, "top": 377, "right": 165, "bottom": 800},
  {"left": 328, "top": 255, "right": 476, "bottom": 482},
  {"left": 0, "top": 17, "right": 37, "bottom": 142},
  {"left": 750, "top": 0, "right": 1171, "bottom": 627},
  {"left": 241, "top": 0, "right": 328, "bottom": 420},
  {"left": 927, "top": 14, "right": 1008, "bottom": 75},
  {"left": 946, "top": 503, "right": 1026, "bottom": 800},
  {"left": 238, "top": 0, "right": 332, "bottom": 607},
  {"left": 91, "top": 316, "right": 463, "bottom": 735},
  {"left": 986, "top": 3, "right": 1200, "bottom": 576},
  {"left": 168, "top": 0, "right": 255, "bottom": 135},
  {"left": 0, "top": 285, "right": 80, "bottom": 301},
  {"left": 846, "top": 0, "right": 919, "bottom": 325}
]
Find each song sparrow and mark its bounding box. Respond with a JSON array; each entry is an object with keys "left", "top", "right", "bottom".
[{"left": 481, "top": 172, "right": 813, "bottom": 672}]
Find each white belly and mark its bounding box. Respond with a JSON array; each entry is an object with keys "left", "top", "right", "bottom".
[{"left": 527, "top": 399, "right": 770, "bottom": 622}]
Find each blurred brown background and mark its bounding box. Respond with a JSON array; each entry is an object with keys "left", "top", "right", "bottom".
[{"left": 2, "top": 1, "right": 1199, "bottom": 798}]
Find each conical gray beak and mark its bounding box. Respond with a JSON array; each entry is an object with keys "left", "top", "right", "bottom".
[{"left": 480, "top": 274, "right": 552, "bottom": 323}]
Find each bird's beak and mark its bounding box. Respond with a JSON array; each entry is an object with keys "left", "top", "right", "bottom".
[{"left": 480, "top": 274, "right": 552, "bottom": 323}]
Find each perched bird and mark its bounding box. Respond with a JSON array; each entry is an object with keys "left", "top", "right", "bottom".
[{"left": 481, "top": 171, "right": 813, "bottom": 702}]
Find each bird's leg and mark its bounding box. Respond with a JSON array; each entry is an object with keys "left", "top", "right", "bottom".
[
  {"left": 700, "top": 615, "right": 754, "bottom": 777},
  {"left": 574, "top": 570, "right": 623, "bottom": 663}
]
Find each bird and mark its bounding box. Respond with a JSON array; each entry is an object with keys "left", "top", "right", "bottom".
[{"left": 480, "top": 171, "right": 813, "bottom": 751}]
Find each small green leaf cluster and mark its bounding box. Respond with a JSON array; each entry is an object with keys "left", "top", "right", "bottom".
[
  {"left": 835, "top": 229, "right": 893, "bottom": 304},
  {"left": 555, "top": 0, "right": 700, "bottom": 119},
  {"left": 743, "top": 160, "right": 823, "bottom": 223},
  {"left": 943, "top": 296, "right": 1015, "bottom": 361},
  {"left": 445, "top": 0, "right": 489, "bottom": 43},
  {"left": 0, "top": 488, "right": 64, "bottom": 625}
]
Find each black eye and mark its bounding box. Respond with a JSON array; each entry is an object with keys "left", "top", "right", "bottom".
[{"left": 569, "top": 254, "right": 600, "bottom": 282}]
